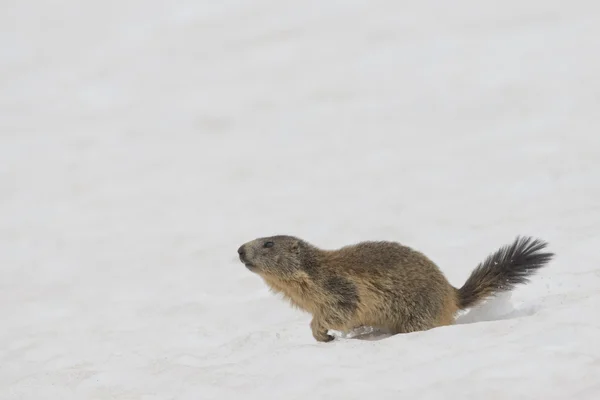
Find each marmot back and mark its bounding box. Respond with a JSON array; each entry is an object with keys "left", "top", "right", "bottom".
[{"left": 237, "top": 235, "right": 554, "bottom": 342}]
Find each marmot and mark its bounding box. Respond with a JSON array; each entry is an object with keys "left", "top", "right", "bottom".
[{"left": 237, "top": 235, "right": 554, "bottom": 342}]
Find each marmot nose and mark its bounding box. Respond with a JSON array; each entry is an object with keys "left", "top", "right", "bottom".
[{"left": 237, "top": 245, "right": 246, "bottom": 258}]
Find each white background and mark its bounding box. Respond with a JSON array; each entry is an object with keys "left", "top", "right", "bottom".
[{"left": 2, "top": 1, "right": 600, "bottom": 399}]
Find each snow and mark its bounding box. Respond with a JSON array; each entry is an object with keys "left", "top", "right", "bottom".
[{"left": 2, "top": 0, "right": 600, "bottom": 398}]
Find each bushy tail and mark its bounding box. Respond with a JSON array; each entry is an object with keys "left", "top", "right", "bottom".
[{"left": 457, "top": 236, "right": 554, "bottom": 310}]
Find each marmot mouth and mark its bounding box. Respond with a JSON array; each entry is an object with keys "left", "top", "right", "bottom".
[{"left": 244, "top": 263, "right": 256, "bottom": 270}]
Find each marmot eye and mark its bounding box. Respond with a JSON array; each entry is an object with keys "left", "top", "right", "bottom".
[{"left": 263, "top": 241, "right": 274, "bottom": 248}]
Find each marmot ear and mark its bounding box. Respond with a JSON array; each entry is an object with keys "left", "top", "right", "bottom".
[{"left": 291, "top": 240, "right": 300, "bottom": 253}]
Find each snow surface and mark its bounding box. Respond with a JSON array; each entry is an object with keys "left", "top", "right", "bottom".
[{"left": 2, "top": 0, "right": 600, "bottom": 399}]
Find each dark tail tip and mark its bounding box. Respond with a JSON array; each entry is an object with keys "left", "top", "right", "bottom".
[{"left": 457, "top": 236, "right": 555, "bottom": 309}]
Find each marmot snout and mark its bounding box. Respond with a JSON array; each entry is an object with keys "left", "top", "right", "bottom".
[{"left": 237, "top": 235, "right": 554, "bottom": 342}]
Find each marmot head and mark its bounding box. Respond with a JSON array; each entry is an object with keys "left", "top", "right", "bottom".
[{"left": 237, "top": 235, "right": 310, "bottom": 278}]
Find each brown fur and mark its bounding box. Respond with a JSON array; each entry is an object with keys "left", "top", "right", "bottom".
[{"left": 237, "top": 235, "right": 553, "bottom": 342}]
